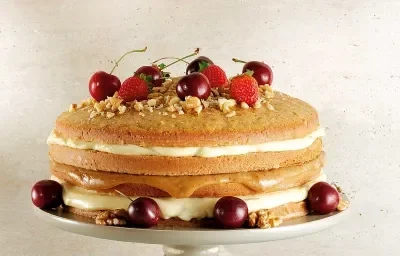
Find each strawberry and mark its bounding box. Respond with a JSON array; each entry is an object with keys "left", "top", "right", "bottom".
[
  {"left": 118, "top": 76, "right": 149, "bottom": 102},
  {"left": 200, "top": 63, "right": 228, "bottom": 88},
  {"left": 230, "top": 73, "right": 259, "bottom": 105}
]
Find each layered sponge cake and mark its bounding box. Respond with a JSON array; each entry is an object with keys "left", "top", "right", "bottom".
[{"left": 47, "top": 76, "right": 328, "bottom": 228}]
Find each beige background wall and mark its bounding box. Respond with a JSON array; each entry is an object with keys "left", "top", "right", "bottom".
[{"left": 1, "top": 0, "right": 399, "bottom": 255}]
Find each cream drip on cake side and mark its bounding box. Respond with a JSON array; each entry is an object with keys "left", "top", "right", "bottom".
[
  {"left": 47, "top": 127, "right": 325, "bottom": 158},
  {"left": 52, "top": 171, "right": 326, "bottom": 221}
]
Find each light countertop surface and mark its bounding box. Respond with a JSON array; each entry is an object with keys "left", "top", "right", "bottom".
[{"left": 1, "top": 0, "right": 399, "bottom": 255}]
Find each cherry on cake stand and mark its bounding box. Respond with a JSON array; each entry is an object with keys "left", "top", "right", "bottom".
[{"left": 34, "top": 195, "right": 350, "bottom": 256}]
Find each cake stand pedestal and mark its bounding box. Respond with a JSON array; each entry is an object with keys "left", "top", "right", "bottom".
[{"left": 34, "top": 196, "right": 350, "bottom": 256}]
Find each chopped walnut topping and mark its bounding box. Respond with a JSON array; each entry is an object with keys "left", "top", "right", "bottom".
[
  {"left": 95, "top": 209, "right": 129, "bottom": 226},
  {"left": 69, "top": 77, "right": 278, "bottom": 119},
  {"left": 248, "top": 209, "right": 283, "bottom": 229},
  {"left": 337, "top": 199, "right": 350, "bottom": 211}
]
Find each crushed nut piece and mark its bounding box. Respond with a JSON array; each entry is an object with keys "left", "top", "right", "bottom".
[
  {"left": 221, "top": 99, "right": 236, "bottom": 113},
  {"left": 225, "top": 111, "right": 236, "bottom": 117},
  {"left": 211, "top": 88, "right": 220, "bottom": 97},
  {"left": 337, "top": 199, "right": 349, "bottom": 211},
  {"left": 106, "top": 112, "right": 115, "bottom": 119},
  {"left": 89, "top": 111, "right": 98, "bottom": 119},
  {"left": 201, "top": 99, "right": 210, "bottom": 108},
  {"left": 162, "top": 112, "right": 168, "bottom": 116},
  {"left": 185, "top": 96, "right": 201, "bottom": 109},
  {"left": 171, "top": 114, "right": 177, "bottom": 118},
  {"left": 168, "top": 96, "right": 181, "bottom": 106},
  {"left": 194, "top": 105, "right": 203, "bottom": 115},
  {"left": 69, "top": 104, "right": 77, "bottom": 112},
  {"left": 139, "top": 112, "right": 145, "bottom": 117},
  {"left": 167, "top": 105, "right": 176, "bottom": 112},
  {"left": 253, "top": 100, "right": 262, "bottom": 109},
  {"left": 94, "top": 102, "right": 106, "bottom": 112},
  {"left": 95, "top": 209, "right": 129, "bottom": 226},
  {"left": 147, "top": 99, "right": 157, "bottom": 107},
  {"left": 240, "top": 102, "right": 249, "bottom": 109},
  {"left": 134, "top": 101, "right": 144, "bottom": 111},
  {"left": 248, "top": 209, "right": 283, "bottom": 229},
  {"left": 118, "top": 105, "right": 126, "bottom": 114}
]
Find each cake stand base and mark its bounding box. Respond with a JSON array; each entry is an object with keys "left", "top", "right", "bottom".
[
  {"left": 34, "top": 195, "right": 350, "bottom": 256},
  {"left": 163, "top": 245, "right": 221, "bottom": 256}
]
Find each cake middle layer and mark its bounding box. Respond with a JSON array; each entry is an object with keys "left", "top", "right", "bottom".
[{"left": 50, "top": 153, "right": 324, "bottom": 198}]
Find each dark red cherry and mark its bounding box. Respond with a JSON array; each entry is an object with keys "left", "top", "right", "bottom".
[
  {"left": 308, "top": 182, "right": 340, "bottom": 214},
  {"left": 213, "top": 196, "right": 248, "bottom": 229},
  {"left": 242, "top": 61, "right": 273, "bottom": 86},
  {"left": 176, "top": 73, "right": 211, "bottom": 100},
  {"left": 134, "top": 65, "right": 163, "bottom": 87},
  {"left": 128, "top": 197, "right": 161, "bottom": 228},
  {"left": 186, "top": 56, "right": 214, "bottom": 74},
  {"left": 31, "top": 180, "right": 63, "bottom": 209},
  {"left": 89, "top": 71, "right": 121, "bottom": 101}
]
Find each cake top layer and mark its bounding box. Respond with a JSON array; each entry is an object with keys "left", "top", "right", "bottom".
[{"left": 55, "top": 78, "right": 319, "bottom": 147}]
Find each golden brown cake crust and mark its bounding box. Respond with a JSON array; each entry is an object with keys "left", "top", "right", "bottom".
[
  {"left": 49, "top": 138, "right": 322, "bottom": 176},
  {"left": 54, "top": 92, "right": 319, "bottom": 147},
  {"left": 64, "top": 201, "right": 309, "bottom": 228},
  {"left": 51, "top": 153, "right": 323, "bottom": 198}
]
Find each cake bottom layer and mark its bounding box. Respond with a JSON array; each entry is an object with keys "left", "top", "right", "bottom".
[
  {"left": 65, "top": 201, "right": 309, "bottom": 228},
  {"left": 53, "top": 171, "right": 326, "bottom": 221}
]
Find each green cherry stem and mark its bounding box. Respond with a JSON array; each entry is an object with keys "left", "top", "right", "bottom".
[
  {"left": 110, "top": 47, "right": 148, "bottom": 75},
  {"left": 152, "top": 57, "right": 190, "bottom": 65},
  {"left": 115, "top": 189, "right": 134, "bottom": 202},
  {"left": 160, "top": 48, "right": 200, "bottom": 70},
  {"left": 232, "top": 58, "right": 247, "bottom": 64}
]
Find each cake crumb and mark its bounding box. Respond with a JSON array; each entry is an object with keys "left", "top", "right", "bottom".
[{"left": 171, "top": 114, "right": 177, "bottom": 118}]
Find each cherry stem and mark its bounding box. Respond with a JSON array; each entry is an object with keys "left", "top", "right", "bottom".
[
  {"left": 232, "top": 58, "right": 247, "bottom": 64},
  {"left": 160, "top": 48, "right": 200, "bottom": 70},
  {"left": 115, "top": 189, "right": 134, "bottom": 202},
  {"left": 152, "top": 57, "right": 189, "bottom": 64},
  {"left": 110, "top": 47, "right": 148, "bottom": 74}
]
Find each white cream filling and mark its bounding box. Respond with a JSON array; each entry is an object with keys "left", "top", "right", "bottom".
[
  {"left": 47, "top": 127, "right": 325, "bottom": 158},
  {"left": 53, "top": 171, "right": 326, "bottom": 221}
]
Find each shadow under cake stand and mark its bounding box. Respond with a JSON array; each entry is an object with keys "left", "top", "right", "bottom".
[{"left": 34, "top": 195, "right": 350, "bottom": 256}]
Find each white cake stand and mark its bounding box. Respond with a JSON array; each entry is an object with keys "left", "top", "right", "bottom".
[{"left": 34, "top": 196, "right": 350, "bottom": 256}]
